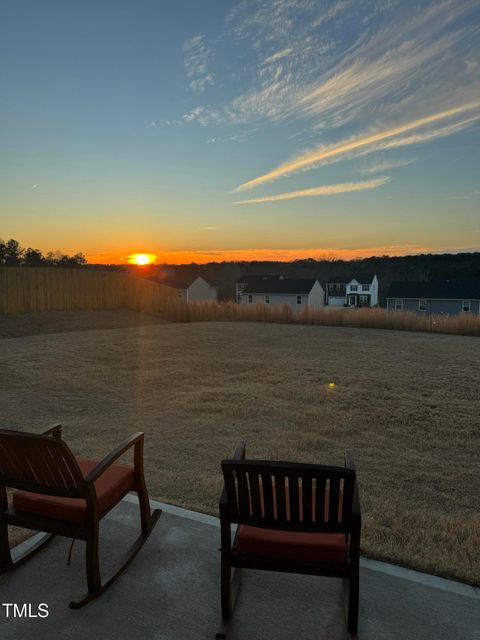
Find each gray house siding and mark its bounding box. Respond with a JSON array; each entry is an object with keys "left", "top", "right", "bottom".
[
  {"left": 241, "top": 292, "right": 307, "bottom": 308},
  {"left": 387, "top": 298, "right": 480, "bottom": 315}
]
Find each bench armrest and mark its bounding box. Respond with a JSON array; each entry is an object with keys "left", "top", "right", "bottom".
[{"left": 84, "top": 432, "right": 144, "bottom": 483}]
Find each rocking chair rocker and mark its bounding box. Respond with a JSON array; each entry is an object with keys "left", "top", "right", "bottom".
[{"left": 0, "top": 424, "right": 161, "bottom": 608}]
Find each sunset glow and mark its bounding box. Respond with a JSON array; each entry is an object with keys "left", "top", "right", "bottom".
[
  {"left": 127, "top": 253, "right": 157, "bottom": 266},
  {"left": 1, "top": 1, "right": 479, "bottom": 261}
]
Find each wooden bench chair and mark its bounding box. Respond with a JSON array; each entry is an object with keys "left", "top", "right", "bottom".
[
  {"left": 217, "top": 442, "right": 361, "bottom": 637},
  {"left": 0, "top": 424, "right": 161, "bottom": 608}
]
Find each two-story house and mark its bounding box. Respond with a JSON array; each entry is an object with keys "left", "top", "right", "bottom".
[{"left": 325, "top": 274, "right": 379, "bottom": 307}]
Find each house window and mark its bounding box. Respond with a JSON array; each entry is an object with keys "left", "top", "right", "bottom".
[
  {"left": 248, "top": 295, "right": 253, "bottom": 303},
  {"left": 265, "top": 295, "right": 270, "bottom": 304},
  {"left": 418, "top": 299, "right": 428, "bottom": 311},
  {"left": 296, "top": 295, "right": 302, "bottom": 305},
  {"left": 462, "top": 300, "right": 471, "bottom": 312},
  {"left": 362, "top": 284, "right": 369, "bottom": 291},
  {"left": 350, "top": 285, "right": 358, "bottom": 291},
  {"left": 359, "top": 295, "right": 369, "bottom": 304},
  {"left": 395, "top": 299, "right": 403, "bottom": 310}
]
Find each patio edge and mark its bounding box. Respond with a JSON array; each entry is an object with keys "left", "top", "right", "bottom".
[{"left": 12, "top": 494, "right": 479, "bottom": 601}]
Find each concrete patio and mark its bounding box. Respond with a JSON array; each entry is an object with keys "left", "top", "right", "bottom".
[{"left": 0, "top": 496, "right": 478, "bottom": 640}]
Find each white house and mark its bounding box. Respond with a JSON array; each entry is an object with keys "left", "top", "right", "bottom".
[
  {"left": 239, "top": 278, "right": 324, "bottom": 310},
  {"left": 163, "top": 275, "right": 217, "bottom": 302},
  {"left": 325, "top": 274, "right": 379, "bottom": 307}
]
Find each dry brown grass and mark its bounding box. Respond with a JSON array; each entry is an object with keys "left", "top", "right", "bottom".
[
  {"left": 161, "top": 300, "right": 480, "bottom": 337},
  {"left": 1, "top": 315, "right": 479, "bottom": 584}
]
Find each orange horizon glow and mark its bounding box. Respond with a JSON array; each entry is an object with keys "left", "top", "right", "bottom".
[
  {"left": 85, "top": 243, "right": 470, "bottom": 265},
  {"left": 127, "top": 253, "right": 158, "bottom": 266}
]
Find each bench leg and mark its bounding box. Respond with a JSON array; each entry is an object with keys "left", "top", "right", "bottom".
[
  {"left": 217, "top": 563, "right": 241, "bottom": 639},
  {"left": 346, "top": 562, "right": 359, "bottom": 635},
  {"left": 0, "top": 521, "right": 13, "bottom": 572}
]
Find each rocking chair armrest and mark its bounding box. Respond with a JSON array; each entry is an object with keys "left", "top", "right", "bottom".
[
  {"left": 42, "top": 424, "right": 62, "bottom": 438},
  {"left": 84, "top": 432, "right": 145, "bottom": 483}
]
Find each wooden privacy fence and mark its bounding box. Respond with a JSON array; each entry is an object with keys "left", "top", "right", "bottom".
[{"left": 0, "top": 267, "right": 176, "bottom": 314}]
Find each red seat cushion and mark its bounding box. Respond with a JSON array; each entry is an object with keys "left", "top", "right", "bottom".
[
  {"left": 236, "top": 525, "right": 347, "bottom": 567},
  {"left": 12, "top": 458, "right": 135, "bottom": 525}
]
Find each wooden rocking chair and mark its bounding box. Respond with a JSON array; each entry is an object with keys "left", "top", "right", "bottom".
[
  {"left": 0, "top": 424, "right": 161, "bottom": 608},
  {"left": 218, "top": 443, "right": 361, "bottom": 637}
]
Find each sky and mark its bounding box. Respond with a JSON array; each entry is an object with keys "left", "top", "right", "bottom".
[{"left": 0, "top": 0, "right": 479, "bottom": 264}]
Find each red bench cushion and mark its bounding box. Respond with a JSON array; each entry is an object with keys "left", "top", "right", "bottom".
[
  {"left": 236, "top": 525, "right": 347, "bottom": 566},
  {"left": 12, "top": 458, "right": 135, "bottom": 525}
]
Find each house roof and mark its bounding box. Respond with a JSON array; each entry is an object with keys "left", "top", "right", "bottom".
[
  {"left": 350, "top": 273, "right": 377, "bottom": 285},
  {"left": 243, "top": 278, "right": 319, "bottom": 294},
  {"left": 327, "top": 276, "right": 350, "bottom": 284},
  {"left": 160, "top": 275, "right": 214, "bottom": 290},
  {"left": 387, "top": 281, "right": 480, "bottom": 300},
  {"left": 328, "top": 273, "right": 376, "bottom": 285},
  {"left": 237, "top": 274, "right": 283, "bottom": 284}
]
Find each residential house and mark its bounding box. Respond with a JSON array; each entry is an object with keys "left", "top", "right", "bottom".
[
  {"left": 235, "top": 275, "right": 283, "bottom": 303},
  {"left": 161, "top": 275, "right": 218, "bottom": 302},
  {"left": 239, "top": 278, "right": 324, "bottom": 310},
  {"left": 386, "top": 281, "right": 480, "bottom": 315},
  {"left": 326, "top": 274, "right": 379, "bottom": 307}
]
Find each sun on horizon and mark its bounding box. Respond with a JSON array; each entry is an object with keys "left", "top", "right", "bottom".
[{"left": 127, "top": 253, "right": 157, "bottom": 266}]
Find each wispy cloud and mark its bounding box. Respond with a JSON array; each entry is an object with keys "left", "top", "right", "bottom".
[
  {"left": 296, "top": 1, "right": 479, "bottom": 129},
  {"left": 234, "top": 102, "right": 480, "bottom": 191},
  {"left": 178, "top": 0, "right": 480, "bottom": 201},
  {"left": 233, "top": 177, "right": 390, "bottom": 204},
  {"left": 263, "top": 48, "right": 293, "bottom": 64},
  {"left": 200, "top": 226, "right": 217, "bottom": 231},
  {"left": 185, "top": 1, "right": 478, "bottom": 129},
  {"left": 358, "top": 158, "right": 414, "bottom": 174},
  {"left": 183, "top": 34, "right": 214, "bottom": 93}
]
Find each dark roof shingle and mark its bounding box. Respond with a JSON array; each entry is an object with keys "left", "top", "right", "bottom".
[
  {"left": 243, "top": 278, "right": 319, "bottom": 294},
  {"left": 327, "top": 273, "right": 376, "bottom": 285},
  {"left": 387, "top": 281, "right": 480, "bottom": 299},
  {"left": 160, "top": 275, "right": 213, "bottom": 290}
]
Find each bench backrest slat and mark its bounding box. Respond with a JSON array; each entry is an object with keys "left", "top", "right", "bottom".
[{"left": 221, "top": 459, "right": 356, "bottom": 533}]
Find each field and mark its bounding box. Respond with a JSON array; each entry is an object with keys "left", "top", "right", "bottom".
[{"left": 1, "top": 310, "right": 479, "bottom": 585}]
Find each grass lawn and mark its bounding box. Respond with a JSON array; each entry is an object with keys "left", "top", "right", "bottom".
[{"left": 1, "top": 311, "right": 479, "bottom": 585}]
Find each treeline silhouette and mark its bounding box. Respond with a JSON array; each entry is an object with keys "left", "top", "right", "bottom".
[
  {"left": 2, "top": 237, "right": 479, "bottom": 304},
  {"left": 0, "top": 238, "right": 86, "bottom": 268},
  {"left": 146, "top": 252, "right": 480, "bottom": 302}
]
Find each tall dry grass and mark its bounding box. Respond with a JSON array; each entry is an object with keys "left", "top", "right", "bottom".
[
  {"left": 161, "top": 300, "right": 480, "bottom": 336},
  {"left": 2, "top": 267, "right": 478, "bottom": 336}
]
